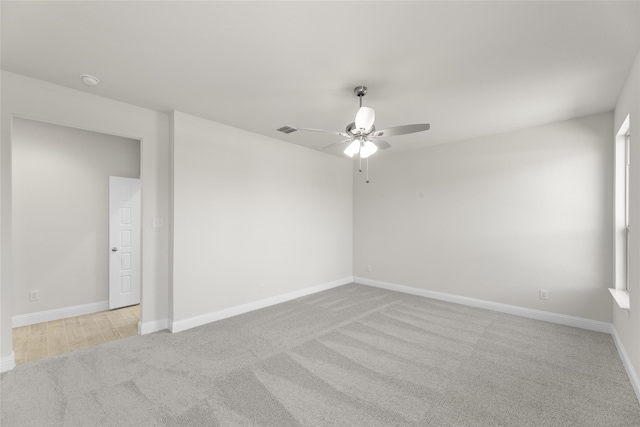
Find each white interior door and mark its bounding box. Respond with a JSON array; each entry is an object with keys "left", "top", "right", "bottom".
[{"left": 109, "top": 176, "right": 141, "bottom": 309}]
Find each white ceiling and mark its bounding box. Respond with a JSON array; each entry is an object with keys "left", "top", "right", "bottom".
[{"left": 2, "top": 1, "right": 639, "bottom": 155}]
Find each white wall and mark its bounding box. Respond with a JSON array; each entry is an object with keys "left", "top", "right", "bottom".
[
  {"left": 12, "top": 117, "right": 140, "bottom": 315},
  {"left": 170, "top": 111, "right": 352, "bottom": 324},
  {"left": 354, "top": 112, "right": 613, "bottom": 322},
  {"left": 613, "top": 49, "right": 640, "bottom": 378},
  {"left": 1, "top": 71, "right": 170, "bottom": 368}
]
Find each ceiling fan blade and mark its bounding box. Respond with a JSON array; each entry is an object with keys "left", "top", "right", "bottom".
[
  {"left": 374, "top": 123, "right": 430, "bottom": 137},
  {"left": 374, "top": 140, "right": 391, "bottom": 150},
  {"left": 296, "top": 127, "right": 349, "bottom": 137},
  {"left": 323, "top": 139, "right": 352, "bottom": 149},
  {"left": 355, "top": 107, "right": 375, "bottom": 131}
]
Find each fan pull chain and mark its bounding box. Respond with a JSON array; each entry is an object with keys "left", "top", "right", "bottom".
[
  {"left": 366, "top": 156, "right": 370, "bottom": 184},
  {"left": 359, "top": 154, "right": 362, "bottom": 173}
]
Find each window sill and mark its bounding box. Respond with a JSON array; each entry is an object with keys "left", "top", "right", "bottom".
[{"left": 609, "top": 288, "right": 630, "bottom": 310}]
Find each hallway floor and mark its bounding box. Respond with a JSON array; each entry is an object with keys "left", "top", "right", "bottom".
[{"left": 12, "top": 304, "right": 139, "bottom": 366}]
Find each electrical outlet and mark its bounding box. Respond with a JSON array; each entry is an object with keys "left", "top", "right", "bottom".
[
  {"left": 539, "top": 289, "right": 549, "bottom": 300},
  {"left": 29, "top": 290, "right": 39, "bottom": 301},
  {"left": 366, "top": 265, "right": 372, "bottom": 273}
]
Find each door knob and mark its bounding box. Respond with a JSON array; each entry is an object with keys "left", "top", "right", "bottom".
[{"left": 111, "top": 247, "right": 118, "bottom": 252}]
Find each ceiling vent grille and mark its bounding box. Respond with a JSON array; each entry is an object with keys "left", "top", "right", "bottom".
[{"left": 276, "top": 126, "right": 298, "bottom": 134}]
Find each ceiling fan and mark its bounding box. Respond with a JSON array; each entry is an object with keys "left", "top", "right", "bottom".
[
  {"left": 278, "top": 85, "right": 430, "bottom": 159},
  {"left": 277, "top": 86, "right": 430, "bottom": 183}
]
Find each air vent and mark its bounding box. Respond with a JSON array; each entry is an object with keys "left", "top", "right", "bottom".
[{"left": 276, "top": 126, "right": 298, "bottom": 134}]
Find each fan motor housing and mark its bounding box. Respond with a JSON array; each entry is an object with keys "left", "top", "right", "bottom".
[{"left": 346, "top": 122, "right": 375, "bottom": 137}]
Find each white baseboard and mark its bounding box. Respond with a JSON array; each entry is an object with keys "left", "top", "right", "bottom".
[
  {"left": 12, "top": 300, "right": 109, "bottom": 328},
  {"left": 138, "top": 318, "right": 169, "bottom": 335},
  {"left": 355, "top": 277, "right": 612, "bottom": 334},
  {"left": 171, "top": 276, "right": 353, "bottom": 333},
  {"left": 611, "top": 326, "right": 640, "bottom": 405},
  {"left": 0, "top": 351, "right": 16, "bottom": 373}
]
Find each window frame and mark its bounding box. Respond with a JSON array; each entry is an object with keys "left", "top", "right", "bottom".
[{"left": 611, "top": 115, "right": 631, "bottom": 309}]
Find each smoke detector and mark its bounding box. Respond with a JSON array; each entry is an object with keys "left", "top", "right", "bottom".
[{"left": 80, "top": 74, "right": 100, "bottom": 86}]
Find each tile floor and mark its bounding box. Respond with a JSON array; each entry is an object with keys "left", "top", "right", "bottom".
[{"left": 12, "top": 304, "right": 140, "bottom": 365}]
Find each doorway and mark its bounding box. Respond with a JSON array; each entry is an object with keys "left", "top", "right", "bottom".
[{"left": 11, "top": 117, "right": 142, "bottom": 365}]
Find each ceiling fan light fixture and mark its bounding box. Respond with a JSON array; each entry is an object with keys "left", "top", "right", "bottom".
[
  {"left": 288, "top": 86, "right": 430, "bottom": 178},
  {"left": 360, "top": 140, "right": 378, "bottom": 159},
  {"left": 355, "top": 107, "right": 375, "bottom": 131},
  {"left": 344, "top": 140, "right": 361, "bottom": 157}
]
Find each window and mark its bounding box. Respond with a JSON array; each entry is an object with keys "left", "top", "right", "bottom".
[
  {"left": 624, "top": 132, "right": 630, "bottom": 292},
  {"left": 611, "top": 115, "right": 631, "bottom": 309}
]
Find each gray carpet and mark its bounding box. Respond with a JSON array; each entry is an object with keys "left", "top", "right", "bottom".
[{"left": 2, "top": 283, "right": 639, "bottom": 426}]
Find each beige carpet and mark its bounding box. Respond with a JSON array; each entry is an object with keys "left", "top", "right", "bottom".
[{"left": 2, "top": 283, "right": 639, "bottom": 426}]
